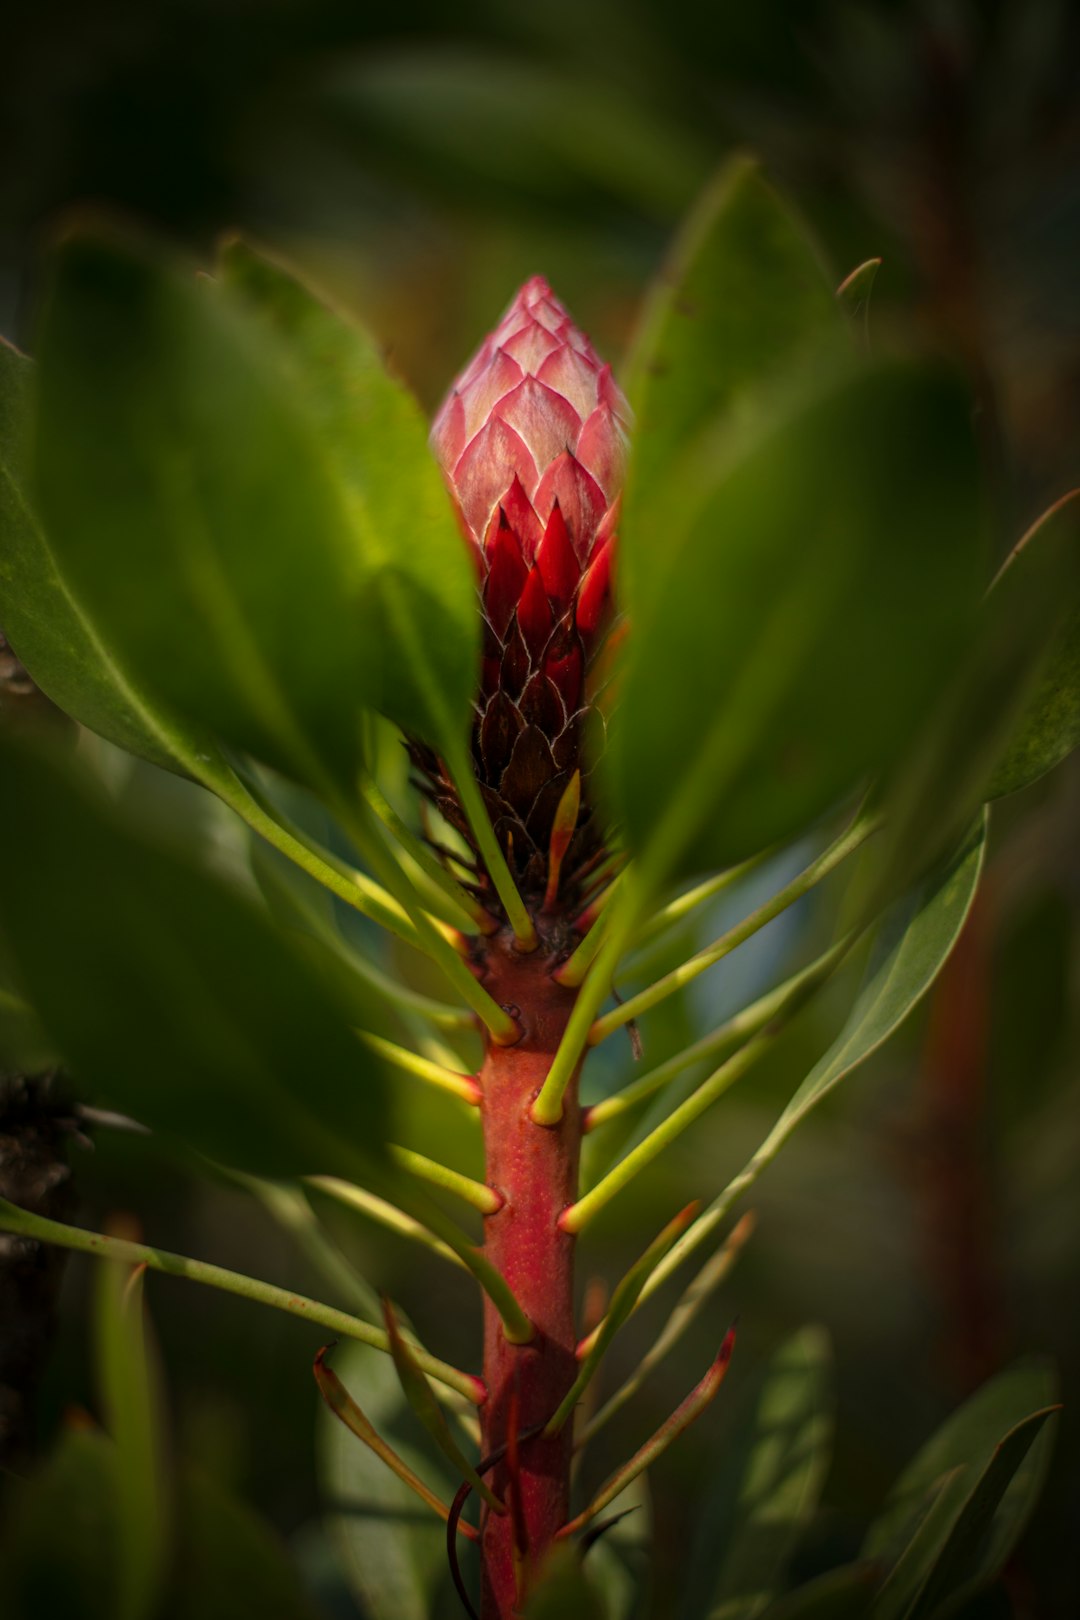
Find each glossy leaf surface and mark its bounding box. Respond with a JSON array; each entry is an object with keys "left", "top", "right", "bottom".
[
  {"left": 220, "top": 239, "right": 479, "bottom": 755},
  {"left": 0, "top": 739, "right": 389, "bottom": 1181},
  {"left": 623, "top": 155, "right": 847, "bottom": 604},
  {"left": 34, "top": 231, "right": 369, "bottom": 788},
  {"left": 607, "top": 362, "right": 983, "bottom": 881}
]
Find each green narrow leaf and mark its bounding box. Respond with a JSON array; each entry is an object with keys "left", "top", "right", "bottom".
[
  {"left": 606, "top": 360, "right": 983, "bottom": 885},
  {"left": 623, "top": 155, "right": 848, "bottom": 606},
  {"left": 219, "top": 238, "right": 479, "bottom": 757},
  {"left": 382, "top": 1297, "right": 503, "bottom": 1512},
  {"left": 547, "top": 1203, "right": 699, "bottom": 1436},
  {"left": 319, "top": 1342, "right": 456, "bottom": 1620},
  {"left": 864, "top": 1360, "right": 1059, "bottom": 1571},
  {"left": 642, "top": 815, "right": 987, "bottom": 1304},
  {"left": 870, "top": 1405, "right": 1058, "bottom": 1620},
  {"left": 95, "top": 1259, "right": 170, "bottom": 1620},
  {"left": 905, "top": 1408, "right": 1058, "bottom": 1619},
  {"left": 0, "top": 737, "right": 390, "bottom": 1182},
  {"left": 680, "top": 1327, "right": 833, "bottom": 1620},
  {"left": 34, "top": 230, "right": 371, "bottom": 789},
  {"left": 772, "top": 814, "right": 987, "bottom": 1140}
]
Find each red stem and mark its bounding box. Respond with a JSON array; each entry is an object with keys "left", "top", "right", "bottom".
[{"left": 477, "top": 930, "right": 582, "bottom": 1618}]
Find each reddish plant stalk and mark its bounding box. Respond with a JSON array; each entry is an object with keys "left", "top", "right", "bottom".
[{"left": 477, "top": 931, "right": 582, "bottom": 1618}]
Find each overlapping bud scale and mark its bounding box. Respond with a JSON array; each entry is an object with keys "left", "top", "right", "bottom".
[{"left": 423, "top": 277, "right": 630, "bottom": 910}]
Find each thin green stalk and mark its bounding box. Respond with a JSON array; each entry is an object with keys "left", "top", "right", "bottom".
[
  {"left": 585, "top": 936, "right": 855, "bottom": 1131},
  {"left": 590, "top": 814, "right": 877, "bottom": 1046},
  {"left": 343, "top": 957, "right": 476, "bottom": 1035},
  {"left": 388, "top": 1144, "right": 501, "bottom": 1215},
  {"left": 0, "top": 1197, "right": 481, "bottom": 1403},
  {"left": 577, "top": 1212, "right": 755, "bottom": 1446},
  {"left": 312, "top": 1173, "right": 534, "bottom": 1346},
  {"left": 544, "top": 1203, "right": 698, "bottom": 1437},
  {"left": 553, "top": 879, "right": 624, "bottom": 989},
  {"left": 362, "top": 775, "right": 496, "bottom": 936},
  {"left": 307, "top": 1176, "right": 465, "bottom": 1269},
  {"left": 531, "top": 884, "right": 647, "bottom": 1126},
  {"left": 358, "top": 1032, "right": 481, "bottom": 1106},
  {"left": 630, "top": 849, "right": 770, "bottom": 952},
  {"left": 558, "top": 1330, "right": 736, "bottom": 1538},
  {"left": 329, "top": 786, "right": 520, "bottom": 1045},
  {"left": 217, "top": 766, "right": 419, "bottom": 947},
  {"left": 238, "top": 1174, "right": 382, "bottom": 1320},
  {"left": 563, "top": 1033, "right": 775, "bottom": 1234},
  {"left": 443, "top": 737, "right": 538, "bottom": 953}
]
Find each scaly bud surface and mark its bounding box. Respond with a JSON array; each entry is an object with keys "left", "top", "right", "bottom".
[{"left": 422, "top": 278, "right": 630, "bottom": 916}]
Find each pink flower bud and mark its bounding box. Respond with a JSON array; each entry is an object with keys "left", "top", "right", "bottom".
[{"left": 421, "top": 279, "right": 630, "bottom": 916}]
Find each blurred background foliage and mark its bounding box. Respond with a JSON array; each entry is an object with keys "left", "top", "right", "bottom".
[{"left": 2, "top": 0, "right": 1079, "bottom": 1614}]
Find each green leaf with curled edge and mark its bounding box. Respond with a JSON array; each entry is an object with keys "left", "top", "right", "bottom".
[
  {"left": 985, "top": 490, "right": 1080, "bottom": 799},
  {"left": 218, "top": 238, "right": 479, "bottom": 759},
  {"left": 622, "top": 155, "right": 848, "bottom": 606},
  {"left": 0, "top": 736, "right": 390, "bottom": 1184}
]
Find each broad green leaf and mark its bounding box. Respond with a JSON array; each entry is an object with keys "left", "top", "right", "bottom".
[
  {"left": 166, "top": 1467, "right": 324, "bottom": 1620},
  {"left": 681, "top": 1327, "right": 833, "bottom": 1620},
  {"left": 1, "top": 336, "right": 207, "bottom": 775},
  {"left": 524, "top": 1545, "right": 607, "bottom": 1619},
  {"left": 623, "top": 155, "right": 847, "bottom": 604},
  {"left": 985, "top": 491, "right": 1080, "bottom": 799},
  {"left": 319, "top": 1341, "right": 454, "bottom": 1620},
  {"left": 606, "top": 361, "right": 983, "bottom": 882},
  {"left": 864, "top": 1360, "right": 1059, "bottom": 1573},
  {"left": 95, "top": 1261, "right": 170, "bottom": 1620},
  {"left": 0, "top": 1426, "right": 121, "bottom": 1620},
  {"left": 34, "top": 230, "right": 370, "bottom": 789},
  {"left": 219, "top": 239, "right": 479, "bottom": 756},
  {"left": 0, "top": 738, "right": 390, "bottom": 1181}
]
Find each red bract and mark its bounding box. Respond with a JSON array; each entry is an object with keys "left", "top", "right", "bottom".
[{"left": 423, "top": 278, "right": 630, "bottom": 912}]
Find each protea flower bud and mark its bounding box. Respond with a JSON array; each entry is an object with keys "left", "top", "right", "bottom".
[{"left": 421, "top": 277, "right": 630, "bottom": 915}]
